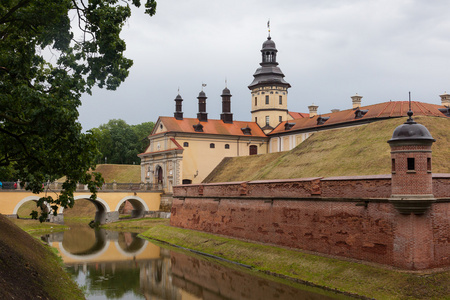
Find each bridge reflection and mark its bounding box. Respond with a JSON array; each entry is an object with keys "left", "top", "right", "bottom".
[
  {"left": 44, "top": 229, "right": 159, "bottom": 264},
  {"left": 45, "top": 228, "right": 339, "bottom": 299}
]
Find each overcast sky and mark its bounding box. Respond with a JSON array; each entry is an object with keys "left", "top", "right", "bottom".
[{"left": 78, "top": 0, "right": 450, "bottom": 130}]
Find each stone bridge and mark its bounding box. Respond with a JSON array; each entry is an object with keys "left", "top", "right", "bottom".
[{"left": 0, "top": 183, "right": 162, "bottom": 224}]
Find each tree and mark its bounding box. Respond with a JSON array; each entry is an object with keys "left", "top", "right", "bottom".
[
  {"left": 0, "top": 0, "right": 157, "bottom": 221},
  {"left": 92, "top": 119, "right": 154, "bottom": 165}
]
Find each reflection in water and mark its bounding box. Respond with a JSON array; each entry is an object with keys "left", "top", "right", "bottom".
[{"left": 44, "top": 227, "right": 352, "bottom": 300}]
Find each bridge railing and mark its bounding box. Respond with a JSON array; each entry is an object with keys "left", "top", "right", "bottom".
[{"left": 0, "top": 181, "right": 161, "bottom": 191}]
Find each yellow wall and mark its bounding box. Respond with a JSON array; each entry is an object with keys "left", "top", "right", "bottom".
[
  {"left": 0, "top": 191, "right": 162, "bottom": 215},
  {"left": 251, "top": 86, "right": 289, "bottom": 128},
  {"left": 140, "top": 131, "right": 269, "bottom": 191},
  {"left": 175, "top": 136, "right": 267, "bottom": 184}
]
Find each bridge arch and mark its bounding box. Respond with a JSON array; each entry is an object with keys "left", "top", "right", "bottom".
[
  {"left": 58, "top": 195, "right": 111, "bottom": 213},
  {"left": 115, "top": 196, "right": 149, "bottom": 219},
  {"left": 59, "top": 195, "right": 116, "bottom": 224},
  {"left": 13, "top": 196, "right": 52, "bottom": 217}
]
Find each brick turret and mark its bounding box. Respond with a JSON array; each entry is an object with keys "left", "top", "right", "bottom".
[{"left": 388, "top": 110, "right": 436, "bottom": 214}]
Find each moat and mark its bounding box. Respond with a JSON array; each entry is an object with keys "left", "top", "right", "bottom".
[{"left": 42, "top": 225, "right": 350, "bottom": 299}]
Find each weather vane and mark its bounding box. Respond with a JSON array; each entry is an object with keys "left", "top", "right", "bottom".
[
  {"left": 267, "top": 19, "right": 271, "bottom": 37},
  {"left": 225, "top": 78, "right": 227, "bottom": 88},
  {"left": 409, "top": 91, "right": 411, "bottom": 111},
  {"left": 201, "top": 83, "right": 207, "bottom": 91}
]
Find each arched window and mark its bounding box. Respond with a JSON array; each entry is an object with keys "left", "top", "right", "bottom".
[
  {"left": 210, "top": 143, "right": 215, "bottom": 148},
  {"left": 182, "top": 179, "right": 192, "bottom": 184},
  {"left": 249, "top": 145, "right": 257, "bottom": 155},
  {"left": 279, "top": 95, "right": 282, "bottom": 105},
  {"left": 255, "top": 97, "right": 257, "bottom": 106},
  {"left": 225, "top": 144, "right": 230, "bottom": 149},
  {"left": 265, "top": 95, "right": 269, "bottom": 105},
  {"left": 183, "top": 142, "right": 189, "bottom": 147},
  {"left": 156, "top": 166, "right": 163, "bottom": 184}
]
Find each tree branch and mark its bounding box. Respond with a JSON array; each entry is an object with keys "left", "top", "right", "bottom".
[{"left": 0, "top": 0, "right": 32, "bottom": 24}]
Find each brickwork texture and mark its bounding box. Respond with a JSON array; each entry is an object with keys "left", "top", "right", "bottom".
[{"left": 171, "top": 176, "right": 450, "bottom": 270}]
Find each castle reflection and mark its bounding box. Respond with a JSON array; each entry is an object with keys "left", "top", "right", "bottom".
[{"left": 43, "top": 228, "right": 348, "bottom": 299}]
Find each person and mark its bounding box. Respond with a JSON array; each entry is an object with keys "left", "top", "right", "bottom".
[
  {"left": 0, "top": 181, "right": 2, "bottom": 189},
  {"left": 14, "top": 182, "right": 17, "bottom": 189}
]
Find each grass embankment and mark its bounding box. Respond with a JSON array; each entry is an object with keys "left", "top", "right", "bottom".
[
  {"left": 204, "top": 116, "right": 450, "bottom": 182},
  {"left": 141, "top": 224, "right": 450, "bottom": 300},
  {"left": 101, "top": 218, "right": 169, "bottom": 233},
  {"left": 91, "top": 164, "right": 140, "bottom": 183},
  {"left": 0, "top": 215, "right": 85, "bottom": 300}
]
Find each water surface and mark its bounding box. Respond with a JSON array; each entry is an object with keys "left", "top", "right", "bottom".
[{"left": 43, "top": 226, "right": 352, "bottom": 299}]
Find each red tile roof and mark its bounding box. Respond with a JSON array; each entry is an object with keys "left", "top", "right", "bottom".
[
  {"left": 157, "top": 117, "right": 267, "bottom": 137},
  {"left": 270, "top": 101, "right": 448, "bottom": 135},
  {"left": 289, "top": 111, "right": 310, "bottom": 119}
]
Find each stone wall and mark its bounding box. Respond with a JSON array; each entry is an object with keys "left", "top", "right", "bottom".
[{"left": 171, "top": 175, "right": 450, "bottom": 270}]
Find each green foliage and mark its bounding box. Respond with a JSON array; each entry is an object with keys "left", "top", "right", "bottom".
[
  {"left": 0, "top": 0, "right": 157, "bottom": 221},
  {"left": 92, "top": 119, "right": 154, "bottom": 164}
]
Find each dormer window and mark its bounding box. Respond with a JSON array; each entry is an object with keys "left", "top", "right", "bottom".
[
  {"left": 241, "top": 126, "right": 252, "bottom": 135},
  {"left": 355, "top": 108, "right": 369, "bottom": 119},
  {"left": 193, "top": 123, "right": 203, "bottom": 132},
  {"left": 285, "top": 122, "right": 295, "bottom": 130},
  {"left": 438, "top": 107, "right": 450, "bottom": 117},
  {"left": 317, "top": 116, "right": 330, "bottom": 125}
]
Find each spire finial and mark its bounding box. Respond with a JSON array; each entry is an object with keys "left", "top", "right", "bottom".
[
  {"left": 406, "top": 91, "right": 416, "bottom": 124},
  {"left": 177, "top": 86, "right": 180, "bottom": 94},
  {"left": 225, "top": 77, "right": 227, "bottom": 88},
  {"left": 201, "top": 83, "right": 206, "bottom": 91},
  {"left": 267, "top": 19, "right": 271, "bottom": 38}
]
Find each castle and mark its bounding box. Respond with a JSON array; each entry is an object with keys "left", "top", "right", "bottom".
[{"left": 139, "top": 34, "right": 450, "bottom": 193}]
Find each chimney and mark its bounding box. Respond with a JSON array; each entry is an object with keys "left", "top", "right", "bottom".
[
  {"left": 351, "top": 93, "right": 362, "bottom": 109},
  {"left": 220, "top": 87, "right": 233, "bottom": 123},
  {"left": 174, "top": 94, "right": 183, "bottom": 120},
  {"left": 439, "top": 92, "right": 450, "bottom": 107},
  {"left": 197, "top": 90, "right": 208, "bottom": 122},
  {"left": 308, "top": 104, "right": 318, "bottom": 117},
  {"left": 331, "top": 109, "right": 340, "bottom": 113}
]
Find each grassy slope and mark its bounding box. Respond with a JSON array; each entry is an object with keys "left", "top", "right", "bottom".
[
  {"left": 0, "top": 215, "right": 84, "bottom": 300},
  {"left": 142, "top": 224, "right": 450, "bottom": 300},
  {"left": 93, "top": 164, "right": 140, "bottom": 183},
  {"left": 204, "top": 116, "right": 450, "bottom": 183}
]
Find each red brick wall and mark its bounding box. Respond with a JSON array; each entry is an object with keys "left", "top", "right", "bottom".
[
  {"left": 171, "top": 175, "right": 450, "bottom": 270},
  {"left": 433, "top": 174, "right": 450, "bottom": 198},
  {"left": 390, "top": 144, "right": 433, "bottom": 195}
]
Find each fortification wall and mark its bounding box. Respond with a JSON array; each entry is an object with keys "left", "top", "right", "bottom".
[{"left": 171, "top": 175, "right": 450, "bottom": 270}]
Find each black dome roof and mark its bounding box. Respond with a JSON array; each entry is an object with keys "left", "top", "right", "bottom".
[
  {"left": 221, "top": 87, "right": 231, "bottom": 96},
  {"left": 262, "top": 37, "right": 276, "bottom": 50},
  {"left": 388, "top": 112, "right": 435, "bottom": 144},
  {"left": 198, "top": 91, "right": 206, "bottom": 98}
]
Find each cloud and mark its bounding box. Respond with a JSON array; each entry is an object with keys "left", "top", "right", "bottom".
[{"left": 79, "top": 0, "right": 450, "bottom": 130}]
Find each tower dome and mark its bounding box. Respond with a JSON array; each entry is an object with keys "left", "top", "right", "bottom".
[
  {"left": 388, "top": 111, "right": 435, "bottom": 144},
  {"left": 248, "top": 36, "right": 290, "bottom": 90},
  {"left": 248, "top": 33, "right": 291, "bottom": 131},
  {"left": 262, "top": 36, "right": 276, "bottom": 50}
]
